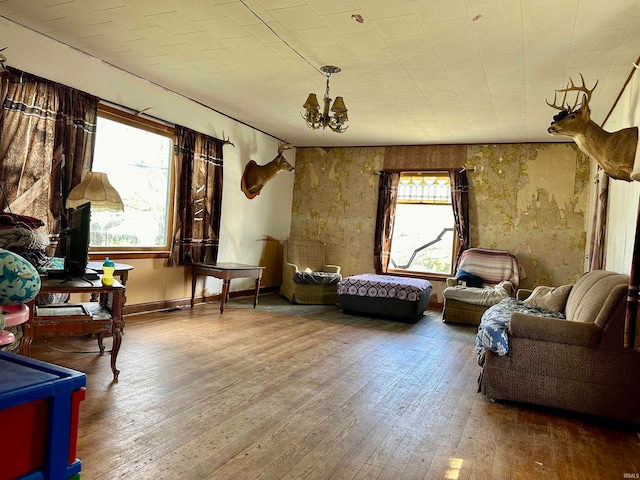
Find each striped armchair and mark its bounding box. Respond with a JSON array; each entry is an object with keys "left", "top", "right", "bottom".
[
  {"left": 279, "top": 239, "right": 342, "bottom": 304},
  {"left": 442, "top": 248, "right": 522, "bottom": 326}
]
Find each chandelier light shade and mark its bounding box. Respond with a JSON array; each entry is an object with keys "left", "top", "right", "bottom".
[
  {"left": 66, "top": 171, "right": 124, "bottom": 211},
  {"left": 302, "top": 65, "right": 348, "bottom": 133}
]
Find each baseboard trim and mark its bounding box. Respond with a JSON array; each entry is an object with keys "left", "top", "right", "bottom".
[{"left": 123, "top": 285, "right": 280, "bottom": 315}]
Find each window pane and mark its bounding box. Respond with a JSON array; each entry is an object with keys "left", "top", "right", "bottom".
[
  {"left": 90, "top": 116, "right": 172, "bottom": 248},
  {"left": 389, "top": 203, "right": 454, "bottom": 274}
]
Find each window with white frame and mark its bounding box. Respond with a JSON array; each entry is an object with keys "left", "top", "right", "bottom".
[
  {"left": 89, "top": 106, "right": 173, "bottom": 251},
  {"left": 388, "top": 172, "right": 456, "bottom": 275}
]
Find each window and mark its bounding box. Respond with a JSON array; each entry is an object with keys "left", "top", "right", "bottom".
[
  {"left": 89, "top": 105, "right": 174, "bottom": 252},
  {"left": 388, "top": 172, "right": 456, "bottom": 276}
]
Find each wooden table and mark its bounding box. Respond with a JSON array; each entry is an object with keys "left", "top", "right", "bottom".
[
  {"left": 87, "top": 261, "right": 133, "bottom": 329},
  {"left": 191, "top": 262, "right": 265, "bottom": 313},
  {"left": 87, "top": 261, "right": 134, "bottom": 286},
  {"left": 20, "top": 276, "right": 125, "bottom": 381}
]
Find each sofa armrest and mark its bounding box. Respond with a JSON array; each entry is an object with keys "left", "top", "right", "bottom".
[
  {"left": 509, "top": 312, "right": 600, "bottom": 348},
  {"left": 516, "top": 289, "right": 533, "bottom": 300},
  {"left": 283, "top": 262, "right": 299, "bottom": 276},
  {"left": 501, "top": 281, "right": 514, "bottom": 297},
  {"left": 324, "top": 264, "right": 341, "bottom": 274}
]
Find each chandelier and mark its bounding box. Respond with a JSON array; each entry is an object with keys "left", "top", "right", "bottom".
[{"left": 301, "top": 65, "right": 348, "bottom": 133}]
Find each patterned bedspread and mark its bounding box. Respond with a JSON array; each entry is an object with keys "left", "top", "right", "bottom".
[
  {"left": 338, "top": 274, "right": 432, "bottom": 301},
  {"left": 476, "top": 297, "right": 565, "bottom": 359}
]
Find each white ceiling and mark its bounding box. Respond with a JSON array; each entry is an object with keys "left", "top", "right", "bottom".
[{"left": 1, "top": 0, "right": 639, "bottom": 147}]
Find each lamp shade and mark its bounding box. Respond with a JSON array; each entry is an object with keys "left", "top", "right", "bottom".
[
  {"left": 330, "top": 96, "right": 348, "bottom": 113},
  {"left": 303, "top": 93, "right": 320, "bottom": 111},
  {"left": 66, "top": 172, "right": 124, "bottom": 211}
]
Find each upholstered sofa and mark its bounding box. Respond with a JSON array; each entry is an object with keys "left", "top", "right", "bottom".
[
  {"left": 279, "top": 238, "right": 342, "bottom": 304},
  {"left": 479, "top": 270, "right": 640, "bottom": 424}
]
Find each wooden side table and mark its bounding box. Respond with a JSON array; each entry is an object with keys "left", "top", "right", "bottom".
[
  {"left": 20, "top": 276, "right": 125, "bottom": 381},
  {"left": 86, "top": 261, "right": 134, "bottom": 286},
  {"left": 87, "top": 261, "right": 133, "bottom": 330},
  {"left": 191, "top": 262, "right": 265, "bottom": 314}
]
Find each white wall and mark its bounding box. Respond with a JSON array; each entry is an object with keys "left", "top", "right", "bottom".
[
  {"left": 0, "top": 19, "right": 294, "bottom": 296},
  {"left": 602, "top": 67, "right": 640, "bottom": 275}
]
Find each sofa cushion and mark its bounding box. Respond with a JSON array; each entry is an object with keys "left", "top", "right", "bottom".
[
  {"left": 524, "top": 284, "right": 572, "bottom": 313},
  {"left": 443, "top": 281, "right": 511, "bottom": 307},
  {"left": 293, "top": 271, "right": 342, "bottom": 285}
]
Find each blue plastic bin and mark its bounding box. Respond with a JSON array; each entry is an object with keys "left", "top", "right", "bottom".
[{"left": 0, "top": 351, "right": 87, "bottom": 480}]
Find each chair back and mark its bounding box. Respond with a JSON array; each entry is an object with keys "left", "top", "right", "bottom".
[
  {"left": 285, "top": 239, "right": 326, "bottom": 272},
  {"left": 457, "top": 248, "right": 521, "bottom": 288}
]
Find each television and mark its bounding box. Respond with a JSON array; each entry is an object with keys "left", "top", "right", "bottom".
[{"left": 64, "top": 201, "right": 91, "bottom": 277}]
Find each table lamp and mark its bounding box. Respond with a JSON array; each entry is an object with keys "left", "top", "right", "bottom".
[{"left": 66, "top": 172, "right": 123, "bottom": 211}]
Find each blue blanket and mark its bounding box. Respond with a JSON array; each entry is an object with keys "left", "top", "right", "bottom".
[{"left": 476, "top": 297, "right": 566, "bottom": 359}]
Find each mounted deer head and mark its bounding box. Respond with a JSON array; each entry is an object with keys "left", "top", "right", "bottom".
[
  {"left": 241, "top": 140, "right": 295, "bottom": 199},
  {"left": 547, "top": 74, "right": 638, "bottom": 182}
]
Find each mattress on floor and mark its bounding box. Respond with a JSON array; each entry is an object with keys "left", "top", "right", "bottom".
[{"left": 338, "top": 274, "right": 432, "bottom": 322}]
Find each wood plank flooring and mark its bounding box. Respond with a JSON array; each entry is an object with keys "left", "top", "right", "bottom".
[{"left": 28, "top": 294, "right": 640, "bottom": 480}]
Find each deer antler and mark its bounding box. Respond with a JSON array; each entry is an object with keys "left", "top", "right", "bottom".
[
  {"left": 546, "top": 89, "right": 570, "bottom": 111},
  {"left": 221, "top": 131, "right": 235, "bottom": 148},
  {"left": 277, "top": 138, "right": 294, "bottom": 154},
  {"left": 546, "top": 73, "right": 598, "bottom": 112}
]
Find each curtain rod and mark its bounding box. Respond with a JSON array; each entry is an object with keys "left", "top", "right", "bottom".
[{"left": 100, "top": 100, "right": 175, "bottom": 129}]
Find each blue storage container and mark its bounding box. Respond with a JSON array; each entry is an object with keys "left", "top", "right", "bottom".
[{"left": 0, "top": 351, "right": 86, "bottom": 480}]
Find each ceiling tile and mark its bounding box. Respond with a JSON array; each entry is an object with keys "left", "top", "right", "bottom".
[
  {"left": 267, "top": 5, "right": 325, "bottom": 31},
  {"left": 413, "top": 0, "right": 468, "bottom": 23},
  {"left": 372, "top": 15, "right": 424, "bottom": 39},
  {"left": 339, "top": 30, "right": 387, "bottom": 52}
]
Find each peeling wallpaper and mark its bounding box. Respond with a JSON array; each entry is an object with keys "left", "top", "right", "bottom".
[
  {"left": 467, "top": 144, "right": 590, "bottom": 288},
  {"left": 291, "top": 143, "right": 590, "bottom": 291},
  {"left": 291, "top": 147, "right": 384, "bottom": 278}
]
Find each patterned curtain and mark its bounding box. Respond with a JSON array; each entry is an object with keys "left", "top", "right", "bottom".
[
  {"left": 450, "top": 169, "right": 470, "bottom": 270},
  {"left": 168, "top": 125, "right": 224, "bottom": 266},
  {"left": 0, "top": 70, "right": 58, "bottom": 227},
  {"left": 54, "top": 82, "right": 99, "bottom": 233},
  {"left": 0, "top": 67, "right": 97, "bottom": 236},
  {"left": 373, "top": 171, "right": 399, "bottom": 274},
  {"left": 588, "top": 168, "right": 608, "bottom": 271}
]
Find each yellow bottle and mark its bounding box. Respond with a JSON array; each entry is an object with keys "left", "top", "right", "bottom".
[{"left": 102, "top": 257, "right": 115, "bottom": 286}]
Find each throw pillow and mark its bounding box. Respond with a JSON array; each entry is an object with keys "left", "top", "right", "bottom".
[
  {"left": 524, "top": 284, "right": 572, "bottom": 313},
  {"left": 455, "top": 269, "right": 483, "bottom": 288}
]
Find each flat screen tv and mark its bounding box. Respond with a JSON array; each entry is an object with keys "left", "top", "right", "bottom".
[{"left": 64, "top": 201, "right": 91, "bottom": 277}]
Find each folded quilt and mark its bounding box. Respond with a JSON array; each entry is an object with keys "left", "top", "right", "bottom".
[
  {"left": 443, "top": 281, "right": 511, "bottom": 306},
  {"left": 476, "top": 297, "right": 566, "bottom": 360}
]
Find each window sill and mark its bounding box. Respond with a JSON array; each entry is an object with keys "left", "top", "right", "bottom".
[
  {"left": 385, "top": 270, "right": 452, "bottom": 283},
  {"left": 89, "top": 250, "right": 169, "bottom": 261}
]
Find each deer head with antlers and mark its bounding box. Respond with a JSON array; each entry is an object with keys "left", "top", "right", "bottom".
[
  {"left": 241, "top": 140, "right": 295, "bottom": 199},
  {"left": 547, "top": 74, "right": 638, "bottom": 181}
]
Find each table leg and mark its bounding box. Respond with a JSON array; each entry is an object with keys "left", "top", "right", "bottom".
[
  {"left": 110, "top": 292, "right": 123, "bottom": 381},
  {"left": 220, "top": 279, "right": 230, "bottom": 314},
  {"left": 191, "top": 273, "right": 197, "bottom": 308},
  {"left": 253, "top": 277, "right": 261, "bottom": 308}
]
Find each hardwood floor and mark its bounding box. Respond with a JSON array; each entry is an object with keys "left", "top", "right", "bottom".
[{"left": 29, "top": 294, "right": 640, "bottom": 480}]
